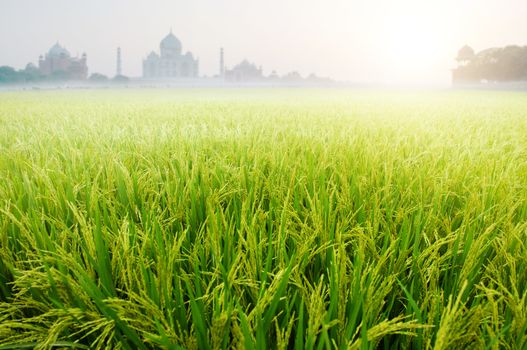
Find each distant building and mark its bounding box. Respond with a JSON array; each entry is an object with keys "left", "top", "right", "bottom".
[
  {"left": 116, "top": 47, "right": 122, "bottom": 76},
  {"left": 225, "top": 60, "right": 263, "bottom": 82},
  {"left": 38, "top": 43, "right": 88, "bottom": 80},
  {"left": 452, "top": 45, "right": 477, "bottom": 84},
  {"left": 268, "top": 70, "right": 279, "bottom": 80},
  {"left": 219, "top": 47, "right": 225, "bottom": 79},
  {"left": 142, "top": 30, "right": 199, "bottom": 78}
]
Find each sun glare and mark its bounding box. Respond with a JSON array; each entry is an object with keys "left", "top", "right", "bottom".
[
  {"left": 373, "top": 0, "right": 457, "bottom": 83},
  {"left": 385, "top": 25, "right": 440, "bottom": 75}
]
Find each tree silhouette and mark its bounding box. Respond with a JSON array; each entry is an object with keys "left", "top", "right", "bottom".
[
  {"left": 0, "top": 66, "right": 20, "bottom": 83},
  {"left": 453, "top": 45, "right": 527, "bottom": 83},
  {"left": 89, "top": 73, "right": 109, "bottom": 82}
]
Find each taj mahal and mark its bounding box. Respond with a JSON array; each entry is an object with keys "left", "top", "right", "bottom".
[
  {"left": 142, "top": 30, "right": 199, "bottom": 79},
  {"left": 26, "top": 29, "right": 289, "bottom": 83}
]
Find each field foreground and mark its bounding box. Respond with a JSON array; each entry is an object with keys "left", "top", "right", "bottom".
[{"left": 0, "top": 89, "right": 527, "bottom": 349}]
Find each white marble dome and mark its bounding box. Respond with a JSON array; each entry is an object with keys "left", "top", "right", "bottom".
[
  {"left": 48, "top": 43, "right": 70, "bottom": 57},
  {"left": 160, "top": 31, "right": 182, "bottom": 54}
]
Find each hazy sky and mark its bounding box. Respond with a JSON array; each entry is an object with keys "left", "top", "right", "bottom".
[{"left": 1, "top": 0, "right": 526, "bottom": 84}]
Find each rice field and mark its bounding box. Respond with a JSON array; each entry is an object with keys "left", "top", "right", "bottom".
[{"left": 0, "top": 89, "right": 527, "bottom": 349}]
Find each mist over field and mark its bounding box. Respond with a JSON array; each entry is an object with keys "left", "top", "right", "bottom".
[{"left": 1, "top": 0, "right": 527, "bottom": 85}]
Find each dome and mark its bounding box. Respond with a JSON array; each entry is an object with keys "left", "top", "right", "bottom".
[
  {"left": 48, "top": 42, "right": 70, "bottom": 57},
  {"left": 456, "top": 45, "right": 475, "bottom": 62},
  {"left": 235, "top": 59, "right": 257, "bottom": 70},
  {"left": 147, "top": 51, "right": 159, "bottom": 60},
  {"left": 160, "top": 31, "right": 182, "bottom": 53}
]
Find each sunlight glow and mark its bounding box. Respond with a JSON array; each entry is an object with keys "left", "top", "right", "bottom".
[
  {"left": 369, "top": 0, "right": 460, "bottom": 83},
  {"left": 1, "top": 0, "right": 523, "bottom": 84}
]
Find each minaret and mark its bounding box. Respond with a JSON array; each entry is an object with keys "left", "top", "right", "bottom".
[
  {"left": 116, "top": 47, "right": 122, "bottom": 76},
  {"left": 220, "top": 47, "right": 224, "bottom": 78}
]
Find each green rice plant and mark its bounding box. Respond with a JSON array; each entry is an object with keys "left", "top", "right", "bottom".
[{"left": 0, "top": 89, "right": 526, "bottom": 349}]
